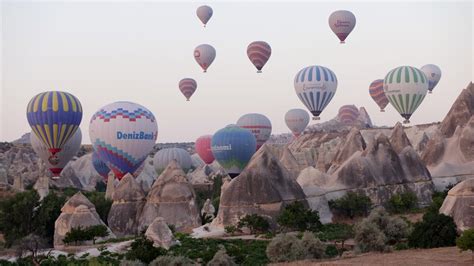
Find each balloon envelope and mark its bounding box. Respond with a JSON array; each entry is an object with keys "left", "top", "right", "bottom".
[
  {"left": 328, "top": 10, "right": 356, "bottom": 43},
  {"left": 337, "top": 105, "right": 360, "bottom": 124},
  {"left": 194, "top": 44, "right": 216, "bottom": 72},
  {"left": 195, "top": 135, "right": 215, "bottom": 164},
  {"left": 247, "top": 41, "right": 272, "bottom": 73},
  {"left": 294, "top": 65, "right": 338, "bottom": 120},
  {"left": 236, "top": 113, "right": 272, "bottom": 150},
  {"left": 285, "top": 109, "right": 310, "bottom": 137},
  {"left": 92, "top": 151, "right": 110, "bottom": 180},
  {"left": 179, "top": 78, "right": 197, "bottom": 101},
  {"left": 384, "top": 66, "right": 428, "bottom": 124},
  {"left": 196, "top": 5, "right": 213, "bottom": 27},
  {"left": 153, "top": 147, "right": 193, "bottom": 174},
  {"left": 89, "top": 101, "right": 158, "bottom": 180},
  {"left": 26, "top": 91, "right": 82, "bottom": 165},
  {"left": 211, "top": 125, "right": 256, "bottom": 178},
  {"left": 30, "top": 128, "right": 82, "bottom": 177},
  {"left": 369, "top": 79, "right": 389, "bottom": 112},
  {"left": 420, "top": 64, "right": 442, "bottom": 93}
]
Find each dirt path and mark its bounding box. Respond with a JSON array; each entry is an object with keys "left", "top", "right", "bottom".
[{"left": 272, "top": 247, "right": 473, "bottom": 266}]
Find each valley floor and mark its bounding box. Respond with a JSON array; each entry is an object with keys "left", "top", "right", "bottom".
[{"left": 272, "top": 247, "right": 473, "bottom": 266}]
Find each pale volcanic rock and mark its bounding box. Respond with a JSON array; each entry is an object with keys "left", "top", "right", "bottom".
[
  {"left": 440, "top": 179, "right": 474, "bottom": 231},
  {"left": 144, "top": 217, "right": 178, "bottom": 249},
  {"left": 439, "top": 82, "right": 473, "bottom": 138},
  {"left": 328, "top": 128, "right": 366, "bottom": 173},
  {"left": 390, "top": 122, "right": 412, "bottom": 154}
]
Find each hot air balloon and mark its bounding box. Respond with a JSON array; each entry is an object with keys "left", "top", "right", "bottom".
[
  {"left": 247, "top": 41, "right": 272, "bottom": 73},
  {"left": 92, "top": 151, "right": 110, "bottom": 180},
  {"left": 420, "top": 64, "right": 442, "bottom": 93},
  {"left": 89, "top": 101, "right": 158, "bottom": 180},
  {"left": 328, "top": 10, "right": 356, "bottom": 44},
  {"left": 194, "top": 44, "right": 216, "bottom": 73},
  {"left": 294, "top": 65, "right": 338, "bottom": 120},
  {"left": 236, "top": 113, "right": 272, "bottom": 150},
  {"left": 337, "top": 105, "right": 360, "bottom": 124},
  {"left": 369, "top": 79, "right": 389, "bottom": 112},
  {"left": 285, "top": 109, "right": 310, "bottom": 137},
  {"left": 195, "top": 135, "right": 215, "bottom": 164},
  {"left": 196, "top": 5, "right": 213, "bottom": 27},
  {"left": 30, "top": 128, "right": 81, "bottom": 178},
  {"left": 179, "top": 78, "right": 197, "bottom": 101},
  {"left": 26, "top": 91, "right": 82, "bottom": 166},
  {"left": 384, "top": 66, "right": 428, "bottom": 124},
  {"left": 153, "top": 147, "right": 192, "bottom": 174},
  {"left": 211, "top": 124, "right": 256, "bottom": 178}
]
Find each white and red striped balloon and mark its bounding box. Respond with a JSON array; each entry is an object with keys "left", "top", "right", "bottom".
[
  {"left": 236, "top": 113, "right": 272, "bottom": 150},
  {"left": 247, "top": 41, "right": 272, "bottom": 73},
  {"left": 179, "top": 78, "right": 197, "bottom": 101},
  {"left": 337, "top": 105, "right": 360, "bottom": 124}
]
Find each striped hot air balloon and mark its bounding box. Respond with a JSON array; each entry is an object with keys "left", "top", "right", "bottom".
[
  {"left": 294, "top": 65, "right": 338, "bottom": 120},
  {"left": 369, "top": 79, "right": 389, "bottom": 112},
  {"left": 247, "top": 41, "right": 272, "bottom": 73},
  {"left": 328, "top": 10, "right": 356, "bottom": 44},
  {"left": 211, "top": 124, "right": 256, "bottom": 178},
  {"left": 337, "top": 105, "right": 360, "bottom": 124},
  {"left": 236, "top": 113, "right": 272, "bottom": 150},
  {"left": 179, "top": 78, "right": 197, "bottom": 101},
  {"left": 153, "top": 147, "right": 192, "bottom": 174},
  {"left": 195, "top": 135, "right": 215, "bottom": 164},
  {"left": 89, "top": 101, "right": 158, "bottom": 180},
  {"left": 384, "top": 66, "right": 428, "bottom": 124},
  {"left": 420, "top": 64, "right": 442, "bottom": 93},
  {"left": 92, "top": 151, "right": 110, "bottom": 180},
  {"left": 30, "top": 128, "right": 81, "bottom": 177},
  {"left": 26, "top": 91, "right": 83, "bottom": 166},
  {"left": 196, "top": 5, "right": 213, "bottom": 27},
  {"left": 285, "top": 109, "right": 310, "bottom": 137},
  {"left": 194, "top": 44, "right": 216, "bottom": 73}
]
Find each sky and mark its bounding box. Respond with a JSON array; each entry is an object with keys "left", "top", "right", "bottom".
[{"left": 1, "top": 0, "right": 473, "bottom": 143}]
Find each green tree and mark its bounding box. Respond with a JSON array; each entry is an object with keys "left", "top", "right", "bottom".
[
  {"left": 328, "top": 192, "right": 372, "bottom": 219},
  {"left": 387, "top": 191, "right": 418, "bottom": 213},
  {"left": 63, "top": 226, "right": 89, "bottom": 245},
  {"left": 237, "top": 214, "right": 270, "bottom": 234},
  {"left": 125, "top": 235, "right": 167, "bottom": 264},
  {"left": 317, "top": 223, "right": 353, "bottom": 252},
  {"left": 408, "top": 212, "right": 458, "bottom": 248},
  {"left": 456, "top": 229, "right": 474, "bottom": 252},
  {"left": 87, "top": 225, "right": 109, "bottom": 244},
  {"left": 84, "top": 191, "right": 112, "bottom": 225},
  {"left": 277, "top": 201, "right": 322, "bottom": 232},
  {"left": 33, "top": 192, "right": 66, "bottom": 244}
]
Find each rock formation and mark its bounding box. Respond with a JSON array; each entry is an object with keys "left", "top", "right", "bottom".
[
  {"left": 13, "top": 174, "right": 24, "bottom": 191},
  {"left": 139, "top": 160, "right": 201, "bottom": 232},
  {"left": 54, "top": 192, "right": 114, "bottom": 248},
  {"left": 389, "top": 122, "right": 412, "bottom": 154},
  {"left": 328, "top": 128, "right": 366, "bottom": 173},
  {"left": 439, "top": 179, "right": 474, "bottom": 231},
  {"left": 135, "top": 156, "right": 156, "bottom": 192},
  {"left": 105, "top": 172, "right": 115, "bottom": 200},
  {"left": 108, "top": 173, "right": 146, "bottom": 237},
  {"left": 439, "top": 82, "right": 473, "bottom": 138},
  {"left": 213, "top": 146, "right": 307, "bottom": 227},
  {"left": 33, "top": 176, "right": 49, "bottom": 200},
  {"left": 201, "top": 198, "right": 216, "bottom": 221},
  {"left": 145, "top": 217, "right": 178, "bottom": 249},
  {"left": 0, "top": 167, "right": 8, "bottom": 190}
]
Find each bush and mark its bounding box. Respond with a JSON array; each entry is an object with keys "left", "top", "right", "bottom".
[
  {"left": 277, "top": 201, "right": 322, "bottom": 232},
  {"left": 394, "top": 242, "right": 409, "bottom": 250},
  {"left": 387, "top": 191, "right": 418, "bottom": 213},
  {"left": 83, "top": 191, "right": 112, "bottom": 225},
  {"left": 457, "top": 228, "right": 474, "bottom": 251},
  {"left": 126, "top": 236, "right": 167, "bottom": 264},
  {"left": 354, "top": 220, "right": 387, "bottom": 253},
  {"left": 328, "top": 192, "right": 372, "bottom": 219},
  {"left": 301, "top": 231, "right": 325, "bottom": 259},
  {"left": 150, "top": 255, "right": 195, "bottom": 266},
  {"left": 408, "top": 212, "right": 457, "bottom": 248},
  {"left": 317, "top": 223, "right": 354, "bottom": 247},
  {"left": 63, "top": 225, "right": 109, "bottom": 245},
  {"left": 120, "top": 260, "right": 146, "bottom": 266},
  {"left": 325, "top": 245, "right": 339, "bottom": 258},
  {"left": 365, "top": 207, "right": 410, "bottom": 244},
  {"left": 237, "top": 214, "right": 270, "bottom": 234},
  {"left": 266, "top": 234, "right": 305, "bottom": 262},
  {"left": 224, "top": 225, "right": 241, "bottom": 236},
  {"left": 207, "top": 248, "right": 236, "bottom": 266}
]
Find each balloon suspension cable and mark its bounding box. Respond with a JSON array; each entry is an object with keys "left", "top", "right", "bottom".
[
  {"left": 403, "top": 119, "right": 410, "bottom": 124},
  {"left": 312, "top": 116, "right": 321, "bottom": 121}
]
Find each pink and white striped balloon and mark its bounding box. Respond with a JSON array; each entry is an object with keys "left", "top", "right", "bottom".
[
  {"left": 179, "top": 78, "right": 197, "bottom": 101},
  {"left": 247, "top": 41, "right": 272, "bottom": 73}
]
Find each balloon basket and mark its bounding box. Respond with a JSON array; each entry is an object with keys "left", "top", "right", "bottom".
[
  {"left": 380, "top": 109, "right": 385, "bottom": 112},
  {"left": 429, "top": 91, "right": 433, "bottom": 94},
  {"left": 403, "top": 119, "right": 410, "bottom": 124},
  {"left": 203, "top": 70, "right": 207, "bottom": 73},
  {"left": 312, "top": 116, "right": 320, "bottom": 121},
  {"left": 340, "top": 41, "right": 345, "bottom": 44},
  {"left": 186, "top": 99, "right": 190, "bottom": 101},
  {"left": 257, "top": 70, "right": 262, "bottom": 73}
]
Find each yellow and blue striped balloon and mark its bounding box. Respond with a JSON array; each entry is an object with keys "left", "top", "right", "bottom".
[{"left": 26, "top": 91, "right": 83, "bottom": 156}]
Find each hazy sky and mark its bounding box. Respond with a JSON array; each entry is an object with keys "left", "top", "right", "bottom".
[{"left": 1, "top": 1, "right": 473, "bottom": 143}]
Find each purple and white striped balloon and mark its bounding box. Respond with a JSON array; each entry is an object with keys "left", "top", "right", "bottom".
[
  {"left": 179, "top": 78, "right": 197, "bottom": 101},
  {"left": 247, "top": 41, "right": 272, "bottom": 73}
]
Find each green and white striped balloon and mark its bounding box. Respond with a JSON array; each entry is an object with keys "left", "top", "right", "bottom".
[{"left": 383, "top": 66, "right": 428, "bottom": 124}]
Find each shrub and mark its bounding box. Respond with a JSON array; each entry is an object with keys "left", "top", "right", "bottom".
[
  {"left": 119, "top": 260, "right": 146, "bottom": 266},
  {"left": 394, "top": 242, "right": 409, "bottom": 250},
  {"left": 277, "top": 201, "right": 322, "bottom": 232},
  {"left": 150, "top": 255, "right": 195, "bottom": 266},
  {"left": 87, "top": 225, "right": 109, "bottom": 244},
  {"left": 126, "top": 236, "right": 167, "bottom": 264},
  {"left": 387, "top": 191, "right": 418, "bottom": 213},
  {"left": 365, "top": 207, "right": 410, "bottom": 244},
  {"left": 63, "top": 225, "right": 109, "bottom": 245},
  {"left": 328, "top": 192, "right": 372, "bottom": 219},
  {"left": 224, "top": 225, "right": 240, "bottom": 236},
  {"left": 408, "top": 212, "right": 457, "bottom": 248},
  {"left": 317, "top": 223, "right": 353, "bottom": 249},
  {"left": 354, "top": 220, "right": 386, "bottom": 253},
  {"left": 301, "top": 231, "right": 325, "bottom": 259},
  {"left": 325, "top": 245, "right": 339, "bottom": 258},
  {"left": 237, "top": 214, "right": 270, "bottom": 234},
  {"left": 457, "top": 228, "right": 474, "bottom": 252},
  {"left": 266, "top": 234, "right": 305, "bottom": 262},
  {"left": 207, "top": 248, "right": 236, "bottom": 266},
  {"left": 83, "top": 191, "right": 112, "bottom": 225}
]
